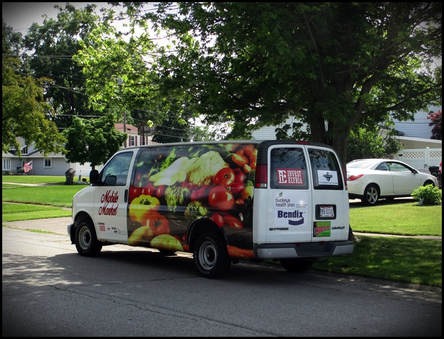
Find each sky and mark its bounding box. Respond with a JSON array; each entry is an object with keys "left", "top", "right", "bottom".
[{"left": 2, "top": 2, "right": 113, "bottom": 34}]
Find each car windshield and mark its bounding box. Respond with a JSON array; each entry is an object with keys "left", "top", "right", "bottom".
[{"left": 347, "top": 160, "right": 377, "bottom": 169}]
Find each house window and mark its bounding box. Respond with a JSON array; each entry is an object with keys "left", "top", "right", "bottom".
[
  {"left": 2, "top": 159, "right": 11, "bottom": 170},
  {"left": 22, "top": 146, "right": 28, "bottom": 154},
  {"left": 44, "top": 158, "right": 52, "bottom": 168},
  {"left": 129, "top": 135, "right": 136, "bottom": 146}
]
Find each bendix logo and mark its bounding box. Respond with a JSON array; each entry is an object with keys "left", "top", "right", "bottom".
[{"left": 277, "top": 210, "right": 304, "bottom": 225}]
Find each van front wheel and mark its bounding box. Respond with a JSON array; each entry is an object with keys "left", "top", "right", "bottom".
[
  {"left": 74, "top": 219, "right": 102, "bottom": 256},
  {"left": 194, "top": 233, "right": 230, "bottom": 278}
]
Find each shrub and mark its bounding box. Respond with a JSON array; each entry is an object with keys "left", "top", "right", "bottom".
[{"left": 411, "top": 185, "right": 442, "bottom": 205}]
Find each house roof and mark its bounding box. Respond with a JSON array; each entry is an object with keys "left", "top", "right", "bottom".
[
  {"left": 395, "top": 136, "right": 442, "bottom": 144},
  {"left": 114, "top": 123, "right": 139, "bottom": 134}
]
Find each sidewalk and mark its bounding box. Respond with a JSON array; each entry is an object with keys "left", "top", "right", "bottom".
[{"left": 3, "top": 217, "right": 442, "bottom": 240}]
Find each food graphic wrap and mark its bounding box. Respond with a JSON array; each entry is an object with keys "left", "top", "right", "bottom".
[{"left": 127, "top": 143, "right": 257, "bottom": 258}]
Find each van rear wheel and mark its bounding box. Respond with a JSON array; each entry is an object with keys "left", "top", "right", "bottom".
[
  {"left": 280, "top": 258, "right": 314, "bottom": 272},
  {"left": 74, "top": 219, "right": 102, "bottom": 256},
  {"left": 193, "top": 233, "right": 230, "bottom": 278}
]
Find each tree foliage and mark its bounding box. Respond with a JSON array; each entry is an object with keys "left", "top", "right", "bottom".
[
  {"left": 135, "top": 2, "right": 441, "bottom": 164},
  {"left": 346, "top": 126, "right": 401, "bottom": 162},
  {"left": 73, "top": 7, "right": 201, "bottom": 142},
  {"left": 22, "top": 4, "right": 101, "bottom": 128},
  {"left": 62, "top": 114, "right": 126, "bottom": 168},
  {"left": 427, "top": 109, "right": 442, "bottom": 139},
  {"left": 2, "top": 23, "right": 66, "bottom": 156}
]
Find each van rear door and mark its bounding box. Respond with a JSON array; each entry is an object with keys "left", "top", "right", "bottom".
[
  {"left": 253, "top": 144, "right": 313, "bottom": 244},
  {"left": 307, "top": 146, "right": 349, "bottom": 242}
]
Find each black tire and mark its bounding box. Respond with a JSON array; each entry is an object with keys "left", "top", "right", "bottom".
[
  {"left": 280, "top": 258, "right": 315, "bottom": 272},
  {"left": 424, "top": 180, "right": 435, "bottom": 187},
  {"left": 74, "top": 218, "right": 102, "bottom": 256},
  {"left": 362, "top": 184, "right": 379, "bottom": 205},
  {"left": 193, "top": 233, "right": 230, "bottom": 278}
]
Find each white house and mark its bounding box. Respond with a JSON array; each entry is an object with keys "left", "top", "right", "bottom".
[
  {"left": 2, "top": 124, "right": 157, "bottom": 177},
  {"left": 250, "top": 108, "right": 442, "bottom": 172}
]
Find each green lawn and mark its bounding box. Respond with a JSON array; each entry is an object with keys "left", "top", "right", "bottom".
[
  {"left": 2, "top": 175, "right": 66, "bottom": 184},
  {"left": 313, "top": 236, "right": 442, "bottom": 287},
  {"left": 2, "top": 202, "right": 71, "bottom": 222},
  {"left": 350, "top": 202, "right": 441, "bottom": 236},
  {"left": 2, "top": 184, "right": 85, "bottom": 207}
]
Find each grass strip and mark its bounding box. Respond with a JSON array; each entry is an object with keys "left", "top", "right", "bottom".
[
  {"left": 2, "top": 203, "right": 71, "bottom": 222},
  {"left": 350, "top": 202, "right": 442, "bottom": 236},
  {"left": 2, "top": 185, "right": 85, "bottom": 208},
  {"left": 313, "top": 236, "right": 442, "bottom": 287},
  {"left": 2, "top": 175, "right": 66, "bottom": 184}
]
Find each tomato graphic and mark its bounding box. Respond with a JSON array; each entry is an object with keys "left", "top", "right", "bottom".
[
  {"left": 141, "top": 183, "right": 155, "bottom": 196},
  {"left": 213, "top": 168, "right": 235, "bottom": 186},
  {"left": 208, "top": 185, "right": 235, "bottom": 211},
  {"left": 155, "top": 185, "right": 165, "bottom": 199},
  {"left": 210, "top": 213, "right": 224, "bottom": 227},
  {"left": 191, "top": 185, "right": 209, "bottom": 201},
  {"left": 232, "top": 152, "right": 248, "bottom": 167},
  {"left": 146, "top": 211, "right": 170, "bottom": 236},
  {"left": 223, "top": 214, "right": 243, "bottom": 229}
]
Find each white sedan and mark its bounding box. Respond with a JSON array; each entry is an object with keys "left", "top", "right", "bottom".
[{"left": 346, "top": 158, "right": 438, "bottom": 205}]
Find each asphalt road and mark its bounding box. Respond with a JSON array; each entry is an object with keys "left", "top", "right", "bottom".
[{"left": 2, "top": 225, "right": 441, "bottom": 337}]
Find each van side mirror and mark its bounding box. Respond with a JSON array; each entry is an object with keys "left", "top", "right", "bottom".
[{"left": 90, "top": 170, "right": 100, "bottom": 185}]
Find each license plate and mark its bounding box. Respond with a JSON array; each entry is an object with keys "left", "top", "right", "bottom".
[{"left": 316, "top": 205, "right": 336, "bottom": 219}]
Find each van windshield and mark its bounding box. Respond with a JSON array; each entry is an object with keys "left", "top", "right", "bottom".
[
  {"left": 270, "top": 147, "right": 308, "bottom": 189},
  {"left": 308, "top": 148, "right": 343, "bottom": 190}
]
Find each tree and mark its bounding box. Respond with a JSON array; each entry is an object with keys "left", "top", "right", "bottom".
[
  {"left": 2, "top": 24, "right": 66, "bottom": 156},
  {"left": 22, "top": 4, "right": 101, "bottom": 128},
  {"left": 73, "top": 8, "right": 205, "bottom": 141},
  {"left": 137, "top": 2, "right": 441, "bottom": 165},
  {"left": 63, "top": 114, "right": 126, "bottom": 168},
  {"left": 346, "top": 126, "right": 401, "bottom": 162},
  {"left": 427, "top": 109, "right": 442, "bottom": 139}
]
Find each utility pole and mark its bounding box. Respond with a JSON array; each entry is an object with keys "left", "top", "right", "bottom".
[{"left": 117, "top": 77, "right": 127, "bottom": 148}]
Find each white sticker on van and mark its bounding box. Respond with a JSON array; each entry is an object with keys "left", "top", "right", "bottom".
[
  {"left": 276, "top": 168, "right": 304, "bottom": 185},
  {"left": 317, "top": 170, "right": 338, "bottom": 185},
  {"left": 274, "top": 191, "right": 307, "bottom": 227}
]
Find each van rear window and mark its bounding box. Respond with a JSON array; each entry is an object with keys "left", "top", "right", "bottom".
[
  {"left": 270, "top": 148, "right": 308, "bottom": 189},
  {"left": 308, "top": 148, "right": 343, "bottom": 190}
]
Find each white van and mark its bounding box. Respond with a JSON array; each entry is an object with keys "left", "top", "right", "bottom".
[{"left": 68, "top": 141, "right": 354, "bottom": 278}]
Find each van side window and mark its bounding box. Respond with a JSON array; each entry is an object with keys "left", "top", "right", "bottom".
[
  {"left": 308, "top": 149, "right": 343, "bottom": 190},
  {"left": 101, "top": 152, "right": 133, "bottom": 186},
  {"left": 270, "top": 148, "right": 308, "bottom": 189}
]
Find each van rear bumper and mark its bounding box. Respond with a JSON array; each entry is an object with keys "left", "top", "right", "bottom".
[{"left": 254, "top": 240, "right": 354, "bottom": 259}]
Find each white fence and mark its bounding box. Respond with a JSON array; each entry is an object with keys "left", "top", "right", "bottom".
[{"left": 394, "top": 147, "right": 442, "bottom": 173}]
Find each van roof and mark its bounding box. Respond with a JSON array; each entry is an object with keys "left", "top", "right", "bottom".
[{"left": 122, "top": 140, "right": 334, "bottom": 151}]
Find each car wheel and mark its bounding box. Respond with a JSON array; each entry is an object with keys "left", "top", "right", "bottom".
[
  {"left": 193, "top": 233, "right": 230, "bottom": 278},
  {"left": 74, "top": 218, "right": 102, "bottom": 256},
  {"left": 424, "top": 180, "right": 435, "bottom": 187},
  {"left": 362, "top": 184, "right": 379, "bottom": 205},
  {"left": 280, "top": 258, "right": 315, "bottom": 272}
]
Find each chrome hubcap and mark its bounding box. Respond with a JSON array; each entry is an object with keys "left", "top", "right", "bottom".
[
  {"left": 78, "top": 225, "right": 91, "bottom": 250},
  {"left": 366, "top": 187, "right": 378, "bottom": 204},
  {"left": 198, "top": 239, "right": 217, "bottom": 271}
]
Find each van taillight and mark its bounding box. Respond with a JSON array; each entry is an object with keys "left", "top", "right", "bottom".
[
  {"left": 347, "top": 174, "right": 364, "bottom": 181},
  {"left": 255, "top": 164, "right": 267, "bottom": 188}
]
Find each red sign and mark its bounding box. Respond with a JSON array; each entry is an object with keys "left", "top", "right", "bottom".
[{"left": 276, "top": 168, "right": 304, "bottom": 185}]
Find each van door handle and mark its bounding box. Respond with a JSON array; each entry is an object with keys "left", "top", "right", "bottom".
[{"left": 124, "top": 189, "right": 128, "bottom": 203}]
